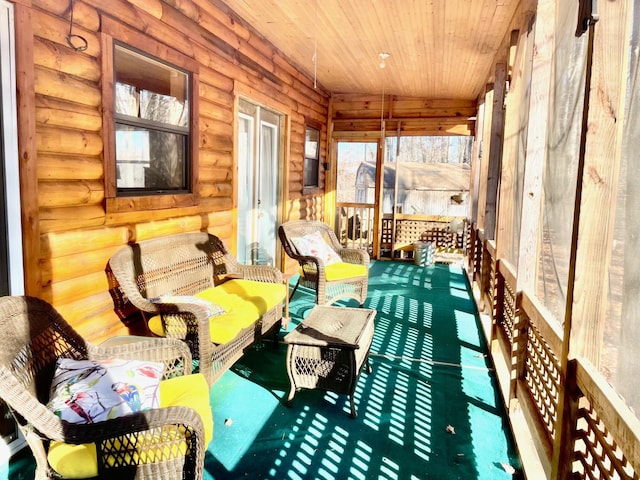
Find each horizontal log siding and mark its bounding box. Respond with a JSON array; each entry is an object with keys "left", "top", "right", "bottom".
[
  {"left": 332, "top": 93, "right": 476, "bottom": 136},
  {"left": 26, "top": 0, "right": 329, "bottom": 342}
]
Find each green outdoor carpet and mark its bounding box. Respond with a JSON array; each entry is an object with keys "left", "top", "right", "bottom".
[
  {"left": 204, "top": 261, "right": 522, "bottom": 480},
  {"left": 0, "top": 260, "right": 521, "bottom": 479}
]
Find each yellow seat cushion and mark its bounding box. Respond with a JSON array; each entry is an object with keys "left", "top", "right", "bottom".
[
  {"left": 300, "top": 262, "right": 368, "bottom": 282},
  {"left": 148, "top": 309, "right": 256, "bottom": 345},
  {"left": 158, "top": 374, "right": 213, "bottom": 445},
  {"left": 148, "top": 281, "right": 285, "bottom": 345},
  {"left": 147, "top": 288, "right": 254, "bottom": 344},
  {"left": 214, "top": 280, "right": 286, "bottom": 315},
  {"left": 48, "top": 373, "right": 213, "bottom": 479}
]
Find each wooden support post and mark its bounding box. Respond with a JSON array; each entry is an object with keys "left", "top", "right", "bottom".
[
  {"left": 14, "top": 3, "right": 41, "bottom": 297},
  {"left": 476, "top": 86, "right": 493, "bottom": 232},
  {"left": 516, "top": 6, "right": 552, "bottom": 293},
  {"left": 483, "top": 62, "right": 506, "bottom": 240},
  {"left": 551, "top": 359, "right": 580, "bottom": 479}
]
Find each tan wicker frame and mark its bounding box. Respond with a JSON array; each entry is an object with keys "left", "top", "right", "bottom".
[
  {"left": 278, "top": 220, "right": 369, "bottom": 306},
  {"left": 107, "top": 232, "right": 284, "bottom": 386},
  {"left": 0, "top": 295, "right": 206, "bottom": 480}
]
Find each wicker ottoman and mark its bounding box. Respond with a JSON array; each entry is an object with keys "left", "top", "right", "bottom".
[{"left": 284, "top": 305, "right": 376, "bottom": 417}]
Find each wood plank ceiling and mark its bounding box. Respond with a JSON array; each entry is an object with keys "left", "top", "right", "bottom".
[{"left": 213, "top": 0, "right": 521, "bottom": 101}]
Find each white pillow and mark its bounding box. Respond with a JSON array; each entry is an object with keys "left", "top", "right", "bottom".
[
  {"left": 48, "top": 358, "right": 164, "bottom": 424},
  {"left": 290, "top": 231, "right": 342, "bottom": 265}
]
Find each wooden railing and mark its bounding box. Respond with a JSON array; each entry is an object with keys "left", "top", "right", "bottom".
[
  {"left": 469, "top": 225, "right": 640, "bottom": 480},
  {"left": 335, "top": 202, "right": 468, "bottom": 260},
  {"left": 335, "top": 202, "right": 375, "bottom": 253},
  {"left": 382, "top": 213, "right": 468, "bottom": 257}
]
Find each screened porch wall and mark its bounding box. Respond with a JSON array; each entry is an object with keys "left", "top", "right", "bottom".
[{"left": 469, "top": 0, "right": 640, "bottom": 479}]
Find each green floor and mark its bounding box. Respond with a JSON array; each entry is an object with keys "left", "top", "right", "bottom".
[
  {"left": 205, "top": 261, "right": 521, "bottom": 479},
  {"left": 2, "top": 260, "right": 521, "bottom": 479}
]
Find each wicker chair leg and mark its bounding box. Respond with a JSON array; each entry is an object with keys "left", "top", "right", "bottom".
[
  {"left": 289, "top": 278, "right": 301, "bottom": 301},
  {"left": 270, "top": 319, "right": 282, "bottom": 347}
]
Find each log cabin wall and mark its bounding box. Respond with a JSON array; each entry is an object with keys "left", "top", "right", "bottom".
[
  {"left": 16, "top": 0, "right": 330, "bottom": 343},
  {"left": 331, "top": 94, "right": 476, "bottom": 136}
]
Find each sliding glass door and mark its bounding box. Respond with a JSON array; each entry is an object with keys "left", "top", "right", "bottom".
[
  {"left": 0, "top": 0, "right": 26, "bottom": 462},
  {"left": 237, "top": 98, "right": 282, "bottom": 265}
]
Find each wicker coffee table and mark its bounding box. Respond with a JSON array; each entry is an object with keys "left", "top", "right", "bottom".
[{"left": 284, "top": 305, "right": 376, "bottom": 417}]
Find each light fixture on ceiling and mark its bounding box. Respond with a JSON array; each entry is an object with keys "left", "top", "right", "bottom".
[
  {"left": 312, "top": 0, "right": 319, "bottom": 88},
  {"left": 378, "top": 53, "right": 390, "bottom": 135},
  {"left": 378, "top": 52, "right": 390, "bottom": 69}
]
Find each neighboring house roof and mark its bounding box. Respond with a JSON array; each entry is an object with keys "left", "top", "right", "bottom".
[{"left": 356, "top": 162, "right": 471, "bottom": 191}]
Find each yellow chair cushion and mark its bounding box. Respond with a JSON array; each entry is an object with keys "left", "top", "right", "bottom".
[
  {"left": 148, "top": 281, "right": 285, "bottom": 345},
  {"left": 48, "top": 373, "right": 213, "bottom": 479},
  {"left": 158, "top": 374, "right": 213, "bottom": 445},
  {"left": 148, "top": 308, "right": 256, "bottom": 345},
  {"left": 300, "top": 262, "right": 368, "bottom": 282},
  {"left": 214, "top": 280, "right": 286, "bottom": 315}
]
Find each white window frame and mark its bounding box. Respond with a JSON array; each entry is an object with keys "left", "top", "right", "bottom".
[
  {"left": 1, "top": 0, "right": 23, "bottom": 295},
  {"left": 0, "top": 0, "right": 27, "bottom": 466}
]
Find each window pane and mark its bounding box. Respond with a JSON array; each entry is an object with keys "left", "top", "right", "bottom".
[
  {"left": 303, "top": 157, "right": 319, "bottom": 187},
  {"left": 115, "top": 124, "right": 186, "bottom": 191},
  {"left": 382, "top": 136, "right": 472, "bottom": 215},
  {"left": 303, "top": 126, "right": 320, "bottom": 187},
  {"left": 115, "top": 45, "right": 188, "bottom": 126},
  {"left": 113, "top": 44, "right": 190, "bottom": 196},
  {"left": 305, "top": 126, "right": 319, "bottom": 158},
  {"left": 336, "top": 142, "right": 377, "bottom": 203}
]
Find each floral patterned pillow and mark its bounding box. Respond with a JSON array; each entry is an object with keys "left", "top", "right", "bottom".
[
  {"left": 291, "top": 231, "right": 342, "bottom": 265},
  {"left": 47, "top": 358, "right": 164, "bottom": 424},
  {"left": 98, "top": 358, "right": 163, "bottom": 412}
]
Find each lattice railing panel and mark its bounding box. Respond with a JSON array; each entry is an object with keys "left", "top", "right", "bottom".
[
  {"left": 498, "top": 277, "right": 517, "bottom": 346},
  {"left": 572, "top": 401, "right": 638, "bottom": 480},
  {"left": 391, "top": 219, "right": 466, "bottom": 250},
  {"left": 380, "top": 218, "right": 393, "bottom": 248},
  {"left": 524, "top": 321, "right": 560, "bottom": 442},
  {"left": 472, "top": 230, "right": 482, "bottom": 278},
  {"left": 481, "top": 243, "right": 497, "bottom": 319}
]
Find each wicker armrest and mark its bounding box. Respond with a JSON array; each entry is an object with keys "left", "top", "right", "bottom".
[
  {"left": 54, "top": 405, "right": 203, "bottom": 444},
  {"left": 88, "top": 337, "right": 193, "bottom": 378},
  {"left": 297, "top": 256, "right": 325, "bottom": 286},
  {"left": 144, "top": 302, "right": 214, "bottom": 385},
  {"left": 55, "top": 406, "right": 206, "bottom": 477},
  {"left": 236, "top": 264, "right": 284, "bottom": 283},
  {"left": 297, "top": 254, "right": 323, "bottom": 268},
  {"left": 337, "top": 248, "right": 370, "bottom": 266}
]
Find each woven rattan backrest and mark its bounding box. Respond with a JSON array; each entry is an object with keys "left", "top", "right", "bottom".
[
  {"left": 0, "top": 294, "right": 89, "bottom": 475},
  {"left": 109, "top": 232, "right": 238, "bottom": 301},
  {"left": 279, "top": 220, "right": 342, "bottom": 257},
  {"left": 0, "top": 296, "right": 87, "bottom": 406}
]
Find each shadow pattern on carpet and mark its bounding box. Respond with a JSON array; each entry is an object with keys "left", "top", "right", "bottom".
[{"left": 205, "top": 261, "right": 522, "bottom": 480}]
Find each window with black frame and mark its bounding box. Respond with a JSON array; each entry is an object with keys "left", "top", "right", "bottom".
[
  {"left": 113, "top": 44, "right": 190, "bottom": 195},
  {"left": 303, "top": 124, "right": 320, "bottom": 190}
]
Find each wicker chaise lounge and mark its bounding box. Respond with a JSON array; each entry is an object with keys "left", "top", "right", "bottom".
[
  {"left": 108, "top": 232, "right": 286, "bottom": 386},
  {"left": 279, "top": 220, "right": 370, "bottom": 306},
  {"left": 0, "top": 295, "right": 211, "bottom": 480}
]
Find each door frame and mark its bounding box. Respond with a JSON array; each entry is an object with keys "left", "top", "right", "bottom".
[
  {"left": 329, "top": 134, "right": 385, "bottom": 259},
  {"left": 0, "top": 0, "right": 27, "bottom": 464},
  {"left": 233, "top": 82, "right": 290, "bottom": 268},
  {"left": 0, "top": 0, "right": 23, "bottom": 296}
]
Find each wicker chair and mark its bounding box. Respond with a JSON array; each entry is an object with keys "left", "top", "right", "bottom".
[
  {"left": 279, "top": 220, "right": 370, "bottom": 306},
  {"left": 0, "top": 296, "right": 209, "bottom": 480},
  {"left": 107, "top": 232, "right": 284, "bottom": 386}
]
